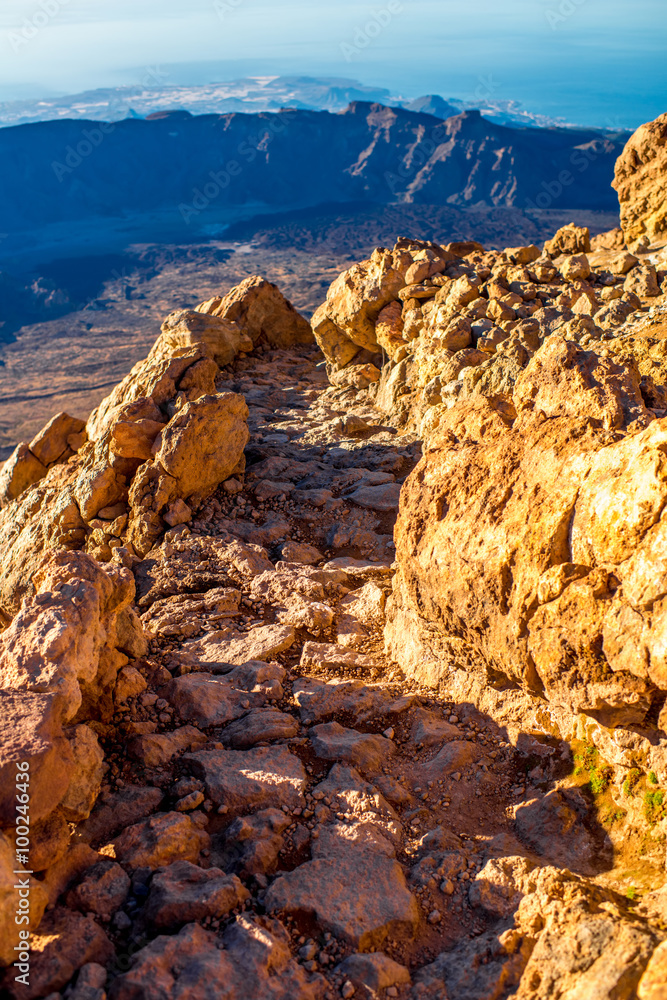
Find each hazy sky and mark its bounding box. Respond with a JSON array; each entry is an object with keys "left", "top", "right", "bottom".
[{"left": 0, "top": 0, "right": 665, "bottom": 126}]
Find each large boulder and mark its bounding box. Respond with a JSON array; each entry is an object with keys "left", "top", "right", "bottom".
[
  {"left": 109, "top": 918, "right": 321, "bottom": 1000},
  {"left": 0, "top": 550, "right": 135, "bottom": 721},
  {"left": 386, "top": 335, "right": 667, "bottom": 732},
  {"left": 312, "top": 239, "right": 455, "bottom": 366},
  {"left": 613, "top": 112, "right": 667, "bottom": 247},
  {"left": 156, "top": 309, "right": 253, "bottom": 365},
  {"left": 0, "top": 299, "right": 251, "bottom": 599},
  {"left": 198, "top": 275, "right": 313, "bottom": 348}
]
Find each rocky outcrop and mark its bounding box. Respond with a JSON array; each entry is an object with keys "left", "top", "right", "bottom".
[
  {"left": 386, "top": 332, "right": 667, "bottom": 752},
  {"left": 613, "top": 112, "right": 667, "bottom": 247},
  {"left": 311, "top": 227, "right": 665, "bottom": 442},
  {"left": 0, "top": 278, "right": 289, "bottom": 616},
  {"left": 198, "top": 276, "right": 314, "bottom": 349},
  {"left": 0, "top": 412, "right": 86, "bottom": 508}
]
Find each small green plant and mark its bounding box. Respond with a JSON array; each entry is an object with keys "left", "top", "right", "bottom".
[
  {"left": 589, "top": 765, "right": 613, "bottom": 796},
  {"left": 644, "top": 789, "right": 665, "bottom": 825},
  {"left": 626, "top": 886, "right": 637, "bottom": 901},
  {"left": 648, "top": 771, "right": 659, "bottom": 785},
  {"left": 623, "top": 769, "right": 642, "bottom": 798}
]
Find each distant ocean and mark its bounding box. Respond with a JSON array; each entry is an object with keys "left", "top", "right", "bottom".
[{"left": 0, "top": 0, "right": 664, "bottom": 130}]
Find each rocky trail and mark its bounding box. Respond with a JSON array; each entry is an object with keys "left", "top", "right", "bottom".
[{"left": 1, "top": 113, "right": 667, "bottom": 1000}]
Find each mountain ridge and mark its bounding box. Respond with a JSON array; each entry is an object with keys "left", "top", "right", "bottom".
[{"left": 0, "top": 103, "right": 627, "bottom": 235}]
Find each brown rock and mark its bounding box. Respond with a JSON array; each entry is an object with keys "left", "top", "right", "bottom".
[
  {"left": 638, "top": 941, "right": 667, "bottom": 1000},
  {"left": 198, "top": 275, "right": 313, "bottom": 348},
  {"left": 310, "top": 722, "right": 395, "bottom": 774},
  {"left": 0, "top": 443, "right": 47, "bottom": 508},
  {"left": 128, "top": 725, "right": 207, "bottom": 768},
  {"left": 0, "top": 690, "right": 74, "bottom": 826},
  {"left": 0, "top": 550, "right": 135, "bottom": 722},
  {"left": 60, "top": 725, "right": 105, "bottom": 822},
  {"left": 0, "top": 833, "right": 49, "bottom": 966},
  {"left": 144, "top": 860, "right": 249, "bottom": 929},
  {"left": 29, "top": 412, "right": 87, "bottom": 467},
  {"left": 387, "top": 335, "right": 667, "bottom": 725},
  {"left": 184, "top": 745, "right": 307, "bottom": 816},
  {"left": 153, "top": 392, "right": 249, "bottom": 500},
  {"left": 24, "top": 808, "right": 70, "bottom": 871},
  {"left": 66, "top": 859, "right": 131, "bottom": 920},
  {"left": 544, "top": 224, "right": 591, "bottom": 257},
  {"left": 613, "top": 112, "right": 667, "bottom": 247},
  {"left": 113, "top": 811, "right": 210, "bottom": 869},
  {"left": 265, "top": 823, "right": 419, "bottom": 950},
  {"left": 336, "top": 952, "right": 411, "bottom": 991},
  {"left": 590, "top": 227, "right": 625, "bottom": 251},
  {"left": 109, "top": 917, "right": 321, "bottom": 1000},
  {"left": 77, "top": 785, "right": 164, "bottom": 846},
  {"left": 220, "top": 708, "right": 299, "bottom": 749},
  {"left": 156, "top": 308, "right": 253, "bottom": 365},
  {"left": 168, "top": 662, "right": 285, "bottom": 727},
  {"left": 2, "top": 907, "right": 114, "bottom": 999}
]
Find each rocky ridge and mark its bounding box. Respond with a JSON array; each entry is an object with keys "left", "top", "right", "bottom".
[{"left": 0, "top": 118, "right": 667, "bottom": 1000}]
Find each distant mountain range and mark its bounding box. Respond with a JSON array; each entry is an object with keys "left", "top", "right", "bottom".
[
  {"left": 0, "top": 75, "right": 579, "bottom": 130},
  {"left": 0, "top": 102, "right": 627, "bottom": 235}
]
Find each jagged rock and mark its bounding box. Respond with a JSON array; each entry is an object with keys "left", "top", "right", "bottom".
[
  {"left": 543, "top": 224, "right": 591, "bottom": 257},
  {"left": 77, "top": 786, "right": 164, "bottom": 846},
  {"left": 410, "top": 708, "right": 462, "bottom": 746},
  {"left": 299, "top": 642, "right": 379, "bottom": 674},
  {"left": 468, "top": 857, "right": 535, "bottom": 918},
  {"left": 387, "top": 335, "right": 667, "bottom": 726},
  {"left": 156, "top": 308, "right": 253, "bottom": 365},
  {"left": 184, "top": 745, "right": 307, "bottom": 816},
  {"left": 280, "top": 540, "right": 324, "bottom": 565},
  {"left": 0, "top": 551, "right": 135, "bottom": 721},
  {"left": 417, "top": 740, "right": 479, "bottom": 783},
  {"left": 40, "top": 842, "right": 100, "bottom": 905},
  {"left": 336, "top": 952, "right": 411, "bottom": 992},
  {"left": 220, "top": 708, "right": 299, "bottom": 749},
  {"left": 144, "top": 860, "right": 249, "bottom": 929},
  {"left": 265, "top": 822, "right": 419, "bottom": 949},
  {"left": 60, "top": 725, "right": 105, "bottom": 822},
  {"left": 276, "top": 594, "right": 335, "bottom": 633},
  {"left": 310, "top": 722, "right": 395, "bottom": 774},
  {"left": 113, "top": 811, "right": 210, "bottom": 869},
  {"left": 514, "top": 789, "right": 604, "bottom": 875},
  {"left": 108, "top": 918, "right": 321, "bottom": 1000},
  {"left": 29, "top": 412, "right": 87, "bottom": 467},
  {"left": 66, "top": 859, "right": 131, "bottom": 920},
  {"left": 613, "top": 112, "right": 667, "bottom": 247},
  {"left": 114, "top": 665, "right": 147, "bottom": 707},
  {"left": 0, "top": 443, "right": 47, "bottom": 508},
  {"left": 135, "top": 535, "right": 273, "bottom": 607},
  {"left": 0, "top": 689, "right": 74, "bottom": 826},
  {"left": 312, "top": 764, "right": 401, "bottom": 845},
  {"left": 168, "top": 662, "right": 285, "bottom": 727},
  {"left": 638, "top": 941, "right": 667, "bottom": 999},
  {"left": 1, "top": 907, "right": 114, "bottom": 1000},
  {"left": 312, "top": 240, "right": 453, "bottom": 366},
  {"left": 140, "top": 588, "right": 241, "bottom": 637},
  {"left": 293, "top": 676, "right": 408, "bottom": 724},
  {"left": 0, "top": 832, "right": 49, "bottom": 966},
  {"left": 221, "top": 809, "right": 292, "bottom": 876},
  {"left": 179, "top": 624, "right": 296, "bottom": 668},
  {"left": 198, "top": 275, "right": 313, "bottom": 348},
  {"left": 29, "top": 808, "right": 70, "bottom": 871},
  {"left": 337, "top": 582, "right": 386, "bottom": 647},
  {"left": 128, "top": 725, "right": 207, "bottom": 767},
  {"left": 152, "top": 392, "right": 249, "bottom": 501}
]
